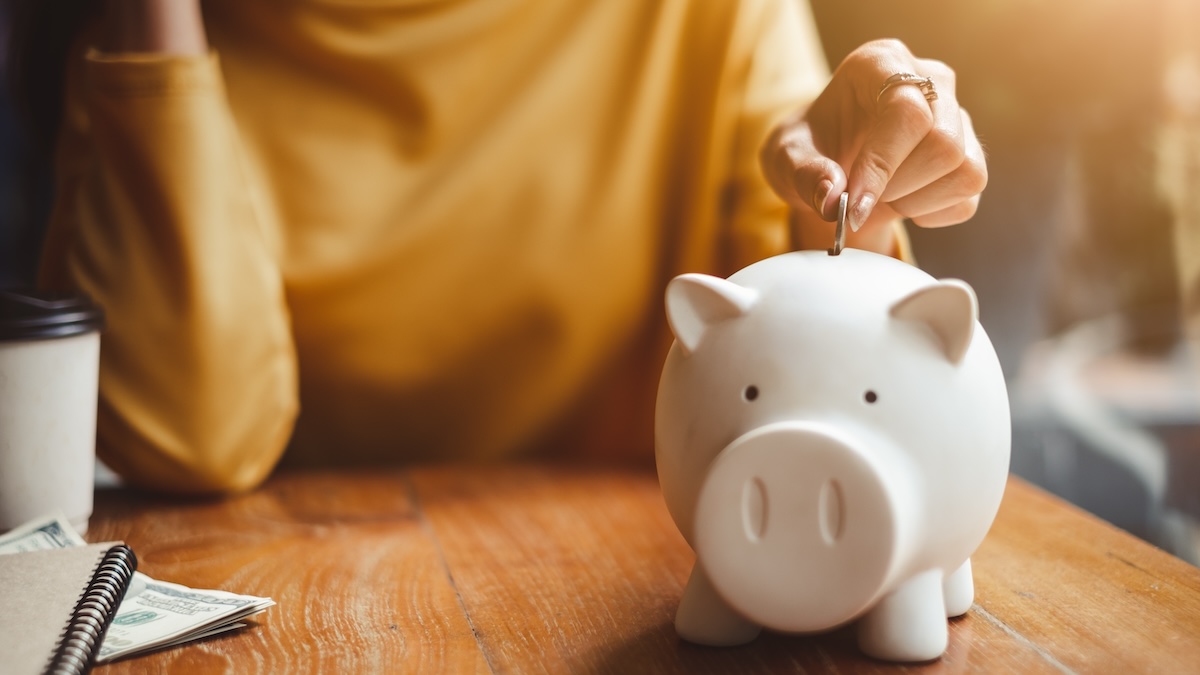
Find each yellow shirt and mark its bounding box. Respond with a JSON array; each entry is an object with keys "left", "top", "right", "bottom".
[{"left": 40, "top": 0, "right": 831, "bottom": 493}]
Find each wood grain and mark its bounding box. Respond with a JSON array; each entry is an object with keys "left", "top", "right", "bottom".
[
  {"left": 972, "top": 479, "right": 1200, "bottom": 674},
  {"left": 88, "top": 467, "right": 1200, "bottom": 674},
  {"left": 89, "top": 470, "right": 489, "bottom": 674}
]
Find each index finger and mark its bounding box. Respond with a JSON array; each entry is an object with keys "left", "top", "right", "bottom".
[{"left": 845, "top": 74, "right": 936, "bottom": 230}]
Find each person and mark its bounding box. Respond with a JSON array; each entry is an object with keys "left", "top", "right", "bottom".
[{"left": 16, "top": 0, "right": 985, "bottom": 494}]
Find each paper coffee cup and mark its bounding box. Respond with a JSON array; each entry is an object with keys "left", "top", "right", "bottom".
[{"left": 0, "top": 290, "right": 104, "bottom": 535}]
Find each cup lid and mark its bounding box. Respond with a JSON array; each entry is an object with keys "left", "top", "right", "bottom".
[{"left": 0, "top": 289, "right": 105, "bottom": 340}]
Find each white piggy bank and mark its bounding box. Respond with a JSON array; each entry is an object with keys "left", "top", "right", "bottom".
[{"left": 655, "top": 248, "right": 1010, "bottom": 662}]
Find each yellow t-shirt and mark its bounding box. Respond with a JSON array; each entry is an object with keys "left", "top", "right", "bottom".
[{"left": 40, "top": 0, "right": 831, "bottom": 493}]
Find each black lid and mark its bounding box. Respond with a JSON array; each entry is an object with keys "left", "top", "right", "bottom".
[{"left": 0, "top": 289, "right": 104, "bottom": 340}]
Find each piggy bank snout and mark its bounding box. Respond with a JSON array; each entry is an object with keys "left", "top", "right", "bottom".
[{"left": 693, "top": 422, "right": 904, "bottom": 633}]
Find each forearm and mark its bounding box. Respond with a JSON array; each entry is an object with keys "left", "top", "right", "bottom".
[
  {"left": 41, "top": 52, "right": 296, "bottom": 495},
  {"left": 98, "top": 0, "right": 207, "bottom": 55}
]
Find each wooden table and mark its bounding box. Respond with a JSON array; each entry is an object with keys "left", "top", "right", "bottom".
[{"left": 88, "top": 465, "right": 1200, "bottom": 674}]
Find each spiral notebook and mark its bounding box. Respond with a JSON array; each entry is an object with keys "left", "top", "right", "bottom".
[{"left": 0, "top": 542, "right": 137, "bottom": 675}]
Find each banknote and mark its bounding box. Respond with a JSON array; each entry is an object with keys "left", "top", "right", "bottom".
[
  {"left": 0, "top": 513, "right": 87, "bottom": 552},
  {"left": 0, "top": 513, "right": 275, "bottom": 663}
]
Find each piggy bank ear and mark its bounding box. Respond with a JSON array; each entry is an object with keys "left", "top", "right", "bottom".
[
  {"left": 665, "top": 273, "right": 759, "bottom": 355},
  {"left": 889, "top": 279, "right": 978, "bottom": 364}
]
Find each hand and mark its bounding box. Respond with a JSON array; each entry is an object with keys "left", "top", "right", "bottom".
[{"left": 761, "top": 39, "right": 986, "bottom": 248}]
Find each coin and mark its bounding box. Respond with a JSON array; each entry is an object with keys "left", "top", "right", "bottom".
[{"left": 830, "top": 191, "right": 848, "bottom": 256}]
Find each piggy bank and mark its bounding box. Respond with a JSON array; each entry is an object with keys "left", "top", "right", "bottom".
[{"left": 655, "top": 248, "right": 1010, "bottom": 662}]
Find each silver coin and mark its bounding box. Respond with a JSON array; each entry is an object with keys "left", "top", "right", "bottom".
[{"left": 830, "top": 191, "right": 848, "bottom": 256}]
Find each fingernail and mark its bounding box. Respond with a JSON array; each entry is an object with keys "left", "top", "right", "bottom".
[
  {"left": 850, "top": 193, "right": 876, "bottom": 232},
  {"left": 812, "top": 179, "right": 833, "bottom": 218}
]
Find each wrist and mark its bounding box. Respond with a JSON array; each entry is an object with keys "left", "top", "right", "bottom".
[{"left": 99, "top": 0, "right": 207, "bottom": 56}]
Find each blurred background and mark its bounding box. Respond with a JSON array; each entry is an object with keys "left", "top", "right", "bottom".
[
  {"left": 813, "top": 0, "right": 1200, "bottom": 563},
  {"left": 1, "top": 1, "right": 1197, "bottom": 562},
  {"left": 0, "top": 5, "right": 49, "bottom": 292}
]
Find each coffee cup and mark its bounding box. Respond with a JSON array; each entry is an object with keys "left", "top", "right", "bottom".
[{"left": 0, "top": 290, "right": 104, "bottom": 535}]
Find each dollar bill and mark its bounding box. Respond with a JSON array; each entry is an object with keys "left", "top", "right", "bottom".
[
  {"left": 0, "top": 513, "right": 275, "bottom": 663},
  {"left": 0, "top": 513, "right": 87, "bottom": 552}
]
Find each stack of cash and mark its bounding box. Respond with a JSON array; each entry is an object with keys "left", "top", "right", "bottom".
[{"left": 0, "top": 514, "right": 275, "bottom": 663}]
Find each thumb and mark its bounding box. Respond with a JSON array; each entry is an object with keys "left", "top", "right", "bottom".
[{"left": 761, "top": 122, "right": 847, "bottom": 221}]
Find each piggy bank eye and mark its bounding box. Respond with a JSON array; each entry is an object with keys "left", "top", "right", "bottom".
[
  {"left": 864, "top": 390, "right": 878, "bottom": 404},
  {"left": 743, "top": 385, "right": 759, "bottom": 402}
]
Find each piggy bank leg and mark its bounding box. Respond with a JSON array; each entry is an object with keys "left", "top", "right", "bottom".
[
  {"left": 857, "top": 569, "right": 947, "bottom": 662},
  {"left": 943, "top": 559, "right": 974, "bottom": 618},
  {"left": 675, "top": 564, "right": 761, "bottom": 646}
]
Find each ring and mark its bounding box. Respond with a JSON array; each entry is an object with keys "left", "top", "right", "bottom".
[{"left": 877, "top": 72, "right": 937, "bottom": 104}]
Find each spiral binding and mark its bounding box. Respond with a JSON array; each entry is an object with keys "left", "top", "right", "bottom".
[{"left": 44, "top": 544, "right": 138, "bottom": 675}]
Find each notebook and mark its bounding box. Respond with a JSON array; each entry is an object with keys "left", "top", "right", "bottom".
[{"left": 0, "top": 542, "right": 137, "bottom": 675}]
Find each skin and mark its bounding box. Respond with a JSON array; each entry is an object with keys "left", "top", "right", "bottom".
[
  {"left": 98, "top": 0, "right": 207, "bottom": 56},
  {"left": 98, "top": 2, "right": 986, "bottom": 257},
  {"left": 765, "top": 39, "right": 988, "bottom": 254}
]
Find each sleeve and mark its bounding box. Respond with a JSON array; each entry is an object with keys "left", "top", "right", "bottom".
[
  {"left": 38, "top": 50, "right": 298, "bottom": 494},
  {"left": 721, "top": 0, "right": 912, "bottom": 270}
]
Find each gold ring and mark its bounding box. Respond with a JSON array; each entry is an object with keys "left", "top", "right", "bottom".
[{"left": 877, "top": 72, "right": 937, "bottom": 104}]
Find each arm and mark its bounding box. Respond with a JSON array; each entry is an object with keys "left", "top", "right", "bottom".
[
  {"left": 721, "top": 0, "right": 907, "bottom": 266},
  {"left": 39, "top": 1, "right": 298, "bottom": 494},
  {"left": 97, "top": 0, "right": 207, "bottom": 56}
]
